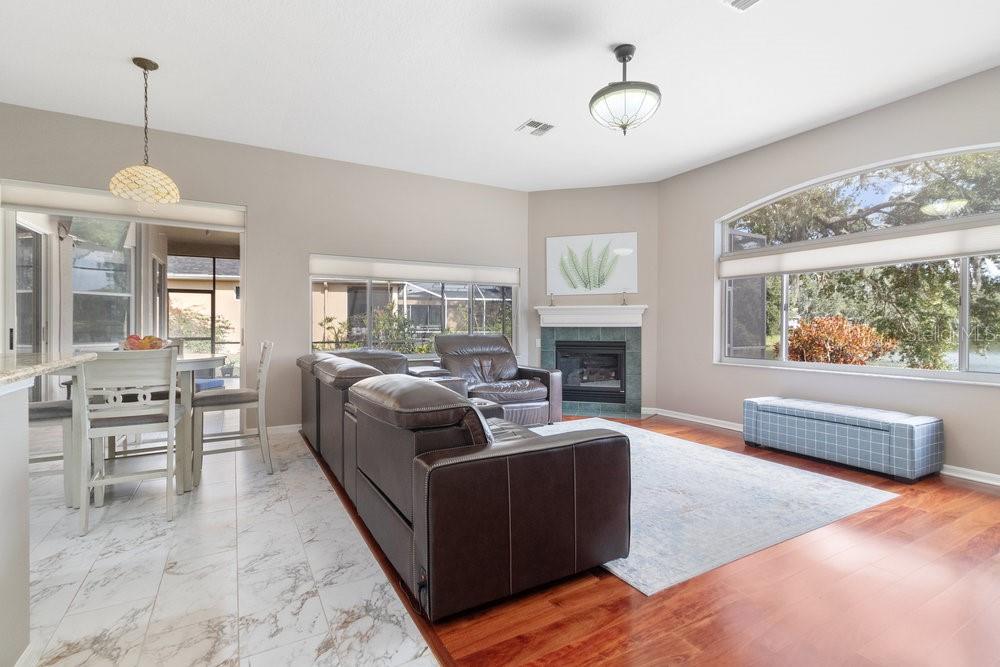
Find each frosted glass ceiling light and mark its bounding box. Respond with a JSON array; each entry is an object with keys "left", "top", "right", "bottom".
[
  {"left": 110, "top": 57, "right": 180, "bottom": 205},
  {"left": 589, "top": 44, "right": 661, "bottom": 136}
]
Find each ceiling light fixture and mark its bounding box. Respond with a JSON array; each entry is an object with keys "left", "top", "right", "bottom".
[
  {"left": 589, "top": 44, "right": 661, "bottom": 136},
  {"left": 919, "top": 198, "right": 969, "bottom": 216},
  {"left": 110, "top": 57, "right": 180, "bottom": 205}
]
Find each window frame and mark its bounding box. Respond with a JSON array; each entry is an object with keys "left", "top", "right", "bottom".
[
  {"left": 310, "top": 275, "right": 517, "bottom": 359},
  {"left": 715, "top": 145, "right": 1000, "bottom": 386}
]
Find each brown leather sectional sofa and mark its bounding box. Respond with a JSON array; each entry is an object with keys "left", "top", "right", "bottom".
[{"left": 296, "top": 348, "right": 631, "bottom": 621}]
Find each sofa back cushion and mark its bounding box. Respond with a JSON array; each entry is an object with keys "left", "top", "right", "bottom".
[
  {"left": 435, "top": 334, "right": 518, "bottom": 384},
  {"left": 314, "top": 356, "right": 382, "bottom": 389},
  {"left": 350, "top": 374, "right": 472, "bottom": 430},
  {"left": 328, "top": 348, "right": 408, "bottom": 375}
]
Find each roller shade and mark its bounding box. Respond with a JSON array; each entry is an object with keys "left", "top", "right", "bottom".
[
  {"left": 0, "top": 180, "right": 245, "bottom": 230},
  {"left": 310, "top": 253, "right": 520, "bottom": 285},
  {"left": 719, "top": 214, "right": 1000, "bottom": 278}
]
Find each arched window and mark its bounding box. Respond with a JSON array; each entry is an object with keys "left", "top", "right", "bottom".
[{"left": 719, "top": 147, "right": 1000, "bottom": 378}]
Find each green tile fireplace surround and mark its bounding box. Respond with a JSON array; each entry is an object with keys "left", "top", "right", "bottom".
[{"left": 540, "top": 326, "right": 642, "bottom": 418}]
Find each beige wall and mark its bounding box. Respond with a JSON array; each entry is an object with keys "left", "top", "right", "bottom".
[
  {"left": 0, "top": 103, "right": 530, "bottom": 426},
  {"left": 526, "top": 184, "right": 660, "bottom": 405},
  {"left": 656, "top": 66, "right": 1000, "bottom": 475},
  {"left": 5, "top": 65, "right": 1000, "bottom": 474}
]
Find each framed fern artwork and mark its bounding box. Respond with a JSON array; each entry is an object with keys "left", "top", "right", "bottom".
[{"left": 545, "top": 232, "right": 638, "bottom": 295}]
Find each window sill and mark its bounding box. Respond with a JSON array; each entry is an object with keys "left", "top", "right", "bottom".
[{"left": 715, "top": 358, "right": 1000, "bottom": 389}]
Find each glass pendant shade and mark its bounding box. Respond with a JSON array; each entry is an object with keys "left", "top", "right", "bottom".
[
  {"left": 589, "top": 81, "right": 661, "bottom": 135},
  {"left": 109, "top": 164, "right": 180, "bottom": 204},
  {"left": 111, "top": 57, "right": 180, "bottom": 205}
]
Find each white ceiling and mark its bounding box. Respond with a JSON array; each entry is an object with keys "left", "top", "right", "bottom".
[{"left": 2, "top": 1, "right": 1000, "bottom": 191}]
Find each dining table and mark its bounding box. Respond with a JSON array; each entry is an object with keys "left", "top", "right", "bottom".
[{"left": 55, "top": 351, "right": 227, "bottom": 494}]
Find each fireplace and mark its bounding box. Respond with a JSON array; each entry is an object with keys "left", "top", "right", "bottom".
[{"left": 556, "top": 340, "right": 627, "bottom": 404}]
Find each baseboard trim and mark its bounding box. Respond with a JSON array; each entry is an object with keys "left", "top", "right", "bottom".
[
  {"left": 941, "top": 465, "right": 1000, "bottom": 488},
  {"left": 269, "top": 423, "right": 303, "bottom": 435},
  {"left": 641, "top": 407, "right": 743, "bottom": 433}
]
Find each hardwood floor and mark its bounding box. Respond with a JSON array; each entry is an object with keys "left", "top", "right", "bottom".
[{"left": 425, "top": 416, "right": 1000, "bottom": 666}]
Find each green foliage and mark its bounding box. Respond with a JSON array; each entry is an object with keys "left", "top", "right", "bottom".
[
  {"left": 733, "top": 152, "right": 1000, "bottom": 246},
  {"left": 789, "top": 261, "right": 959, "bottom": 370},
  {"left": 169, "top": 305, "right": 234, "bottom": 344},
  {"left": 559, "top": 241, "right": 619, "bottom": 290},
  {"left": 734, "top": 151, "right": 1000, "bottom": 371}
]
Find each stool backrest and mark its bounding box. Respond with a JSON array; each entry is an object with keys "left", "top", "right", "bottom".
[{"left": 82, "top": 349, "right": 178, "bottom": 426}]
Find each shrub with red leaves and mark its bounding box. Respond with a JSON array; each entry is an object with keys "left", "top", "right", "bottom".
[{"left": 781, "top": 315, "right": 897, "bottom": 365}]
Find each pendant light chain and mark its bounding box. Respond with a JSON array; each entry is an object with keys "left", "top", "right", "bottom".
[
  {"left": 143, "top": 68, "right": 150, "bottom": 166},
  {"left": 109, "top": 56, "right": 180, "bottom": 205}
]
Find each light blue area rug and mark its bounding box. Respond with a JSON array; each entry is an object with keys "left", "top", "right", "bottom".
[{"left": 532, "top": 418, "right": 897, "bottom": 596}]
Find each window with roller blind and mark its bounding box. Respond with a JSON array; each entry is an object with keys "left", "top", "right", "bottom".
[{"left": 718, "top": 148, "right": 1000, "bottom": 380}]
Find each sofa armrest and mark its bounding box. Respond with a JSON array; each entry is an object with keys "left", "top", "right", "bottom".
[
  {"left": 516, "top": 365, "right": 562, "bottom": 422},
  {"left": 411, "top": 429, "right": 629, "bottom": 621}
]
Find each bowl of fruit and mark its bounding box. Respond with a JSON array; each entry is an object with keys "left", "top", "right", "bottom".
[{"left": 121, "top": 335, "right": 166, "bottom": 351}]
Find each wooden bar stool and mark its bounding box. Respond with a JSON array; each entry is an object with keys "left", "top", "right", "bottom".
[
  {"left": 76, "top": 348, "right": 181, "bottom": 534},
  {"left": 28, "top": 400, "right": 79, "bottom": 507},
  {"left": 192, "top": 341, "right": 274, "bottom": 485}
]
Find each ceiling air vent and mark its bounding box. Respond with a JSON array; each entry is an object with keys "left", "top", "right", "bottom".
[
  {"left": 515, "top": 119, "right": 555, "bottom": 137},
  {"left": 725, "top": 0, "right": 761, "bottom": 10}
]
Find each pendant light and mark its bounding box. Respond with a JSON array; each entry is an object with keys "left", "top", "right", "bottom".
[
  {"left": 589, "top": 44, "right": 661, "bottom": 136},
  {"left": 109, "top": 57, "right": 180, "bottom": 205}
]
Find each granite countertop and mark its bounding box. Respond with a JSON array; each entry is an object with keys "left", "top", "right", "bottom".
[{"left": 0, "top": 352, "right": 98, "bottom": 388}]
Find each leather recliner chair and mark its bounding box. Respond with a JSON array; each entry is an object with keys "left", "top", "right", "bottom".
[
  {"left": 346, "top": 374, "right": 630, "bottom": 621},
  {"left": 434, "top": 334, "right": 562, "bottom": 426}
]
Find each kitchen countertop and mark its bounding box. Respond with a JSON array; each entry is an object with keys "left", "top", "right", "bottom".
[{"left": 0, "top": 351, "right": 97, "bottom": 389}]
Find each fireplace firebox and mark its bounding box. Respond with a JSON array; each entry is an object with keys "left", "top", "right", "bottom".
[{"left": 556, "top": 340, "right": 627, "bottom": 404}]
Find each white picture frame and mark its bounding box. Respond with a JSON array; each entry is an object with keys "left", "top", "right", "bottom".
[{"left": 546, "top": 232, "right": 638, "bottom": 296}]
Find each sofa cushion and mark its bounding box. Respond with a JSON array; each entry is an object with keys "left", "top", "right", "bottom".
[
  {"left": 350, "top": 374, "right": 472, "bottom": 430},
  {"left": 470, "top": 379, "right": 548, "bottom": 404},
  {"left": 408, "top": 365, "right": 451, "bottom": 378},
  {"left": 29, "top": 400, "right": 73, "bottom": 422},
  {"left": 314, "top": 356, "right": 383, "bottom": 389},
  {"left": 192, "top": 388, "right": 258, "bottom": 408},
  {"left": 435, "top": 334, "right": 518, "bottom": 383},
  {"left": 296, "top": 352, "right": 332, "bottom": 372},
  {"left": 329, "top": 348, "right": 408, "bottom": 375}
]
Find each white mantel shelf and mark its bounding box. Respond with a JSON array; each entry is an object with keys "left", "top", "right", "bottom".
[{"left": 535, "top": 305, "right": 648, "bottom": 328}]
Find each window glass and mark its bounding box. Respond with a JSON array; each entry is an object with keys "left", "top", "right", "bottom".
[
  {"left": 311, "top": 278, "right": 517, "bottom": 355},
  {"left": 725, "top": 275, "right": 782, "bottom": 360},
  {"left": 473, "top": 284, "right": 513, "bottom": 341},
  {"left": 969, "top": 255, "right": 1000, "bottom": 372},
  {"left": 727, "top": 261, "right": 962, "bottom": 371},
  {"left": 726, "top": 150, "right": 1000, "bottom": 251},
  {"left": 214, "top": 258, "right": 240, "bottom": 345},
  {"left": 787, "top": 261, "right": 960, "bottom": 370},
  {"left": 312, "top": 280, "right": 368, "bottom": 350},
  {"left": 71, "top": 218, "right": 133, "bottom": 346}
]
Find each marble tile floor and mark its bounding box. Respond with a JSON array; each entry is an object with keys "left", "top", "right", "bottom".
[{"left": 24, "top": 425, "right": 436, "bottom": 666}]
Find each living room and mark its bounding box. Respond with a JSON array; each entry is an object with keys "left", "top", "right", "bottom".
[{"left": 1, "top": 1, "right": 999, "bottom": 665}]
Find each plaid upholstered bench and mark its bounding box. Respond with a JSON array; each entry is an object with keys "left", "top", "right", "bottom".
[{"left": 743, "top": 397, "right": 943, "bottom": 482}]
